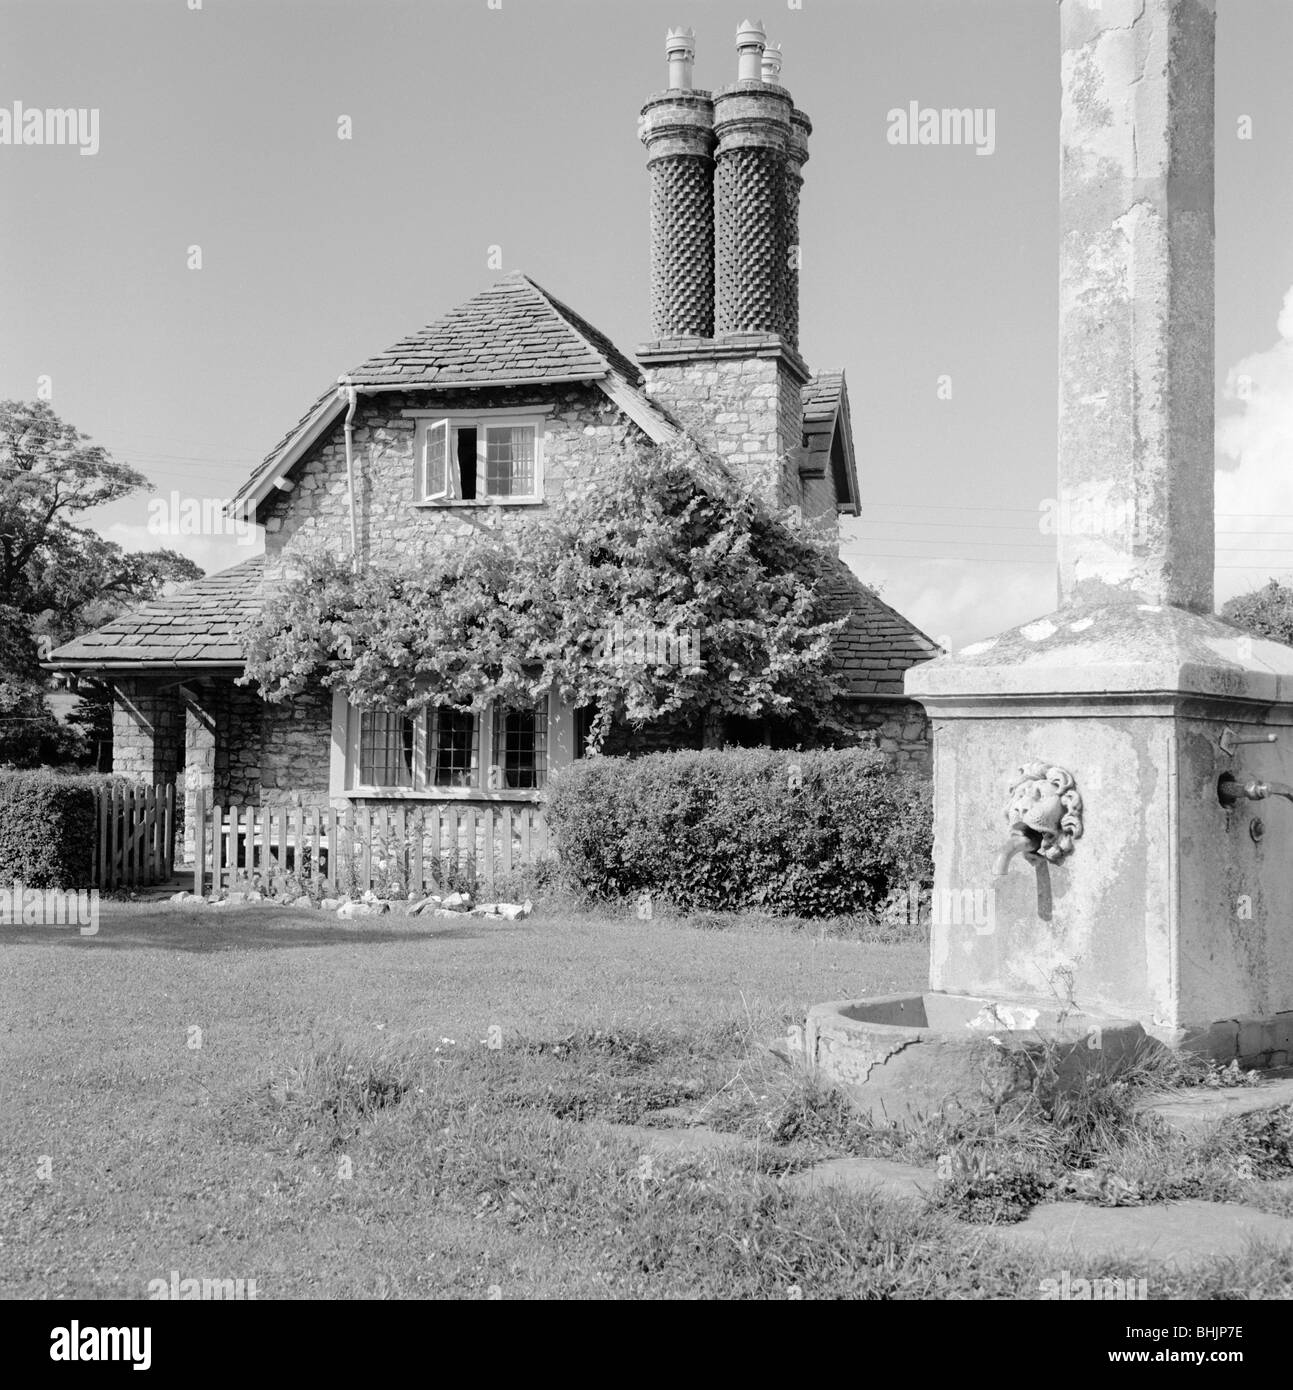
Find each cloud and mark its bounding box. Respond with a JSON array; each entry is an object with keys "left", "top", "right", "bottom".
[
  {"left": 849, "top": 556, "right": 1049, "bottom": 652},
  {"left": 1216, "top": 284, "right": 1293, "bottom": 602},
  {"left": 103, "top": 520, "right": 262, "bottom": 580}
]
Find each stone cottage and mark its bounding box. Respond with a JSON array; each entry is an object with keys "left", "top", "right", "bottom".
[{"left": 47, "top": 23, "right": 937, "bottom": 832}]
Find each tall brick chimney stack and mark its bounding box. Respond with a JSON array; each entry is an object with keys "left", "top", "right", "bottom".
[
  {"left": 639, "top": 29, "right": 716, "bottom": 338},
  {"left": 638, "top": 23, "right": 813, "bottom": 514}
]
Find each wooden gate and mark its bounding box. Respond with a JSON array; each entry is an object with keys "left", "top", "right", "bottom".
[{"left": 93, "top": 783, "right": 177, "bottom": 888}]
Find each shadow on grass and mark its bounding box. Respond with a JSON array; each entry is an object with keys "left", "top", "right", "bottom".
[{"left": 0, "top": 908, "right": 515, "bottom": 953}]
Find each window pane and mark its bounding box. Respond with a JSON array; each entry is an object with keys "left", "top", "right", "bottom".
[
  {"left": 457, "top": 427, "right": 477, "bottom": 500},
  {"left": 574, "top": 704, "right": 596, "bottom": 760},
  {"left": 358, "top": 710, "right": 414, "bottom": 786},
  {"left": 433, "top": 707, "right": 476, "bottom": 787},
  {"left": 425, "top": 421, "right": 449, "bottom": 498},
  {"left": 484, "top": 425, "right": 535, "bottom": 497},
  {"left": 496, "top": 699, "right": 547, "bottom": 789}
]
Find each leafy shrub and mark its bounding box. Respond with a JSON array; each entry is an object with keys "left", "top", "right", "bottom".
[
  {"left": 0, "top": 769, "right": 135, "bottom": 888},
  {"left": 544, "top": 747, "right": 931, "bottom": 917}
]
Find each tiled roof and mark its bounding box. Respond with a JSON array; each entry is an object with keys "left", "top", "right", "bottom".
[
  {"left": 46, "top": 552, "right": 939, "bottom": 695},
  {"left": 345, "top": 272, "right": 643, "bottom": 389},
  {"left": 800, "top": 370, "right": 859, "bottom": 514},
  {"left": 231, "top": 276, "right": 654, "bottom": 516},
  {"left": 801, "top": 370, "right": 844, "bottom": 460},
  {"left": 820, "top": 561, "right": 942, "bottom": 698},
  {"left": 45, "top": 557, "right": 266, "bottom": 668}
]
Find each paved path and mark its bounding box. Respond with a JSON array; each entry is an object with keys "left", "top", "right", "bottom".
[{"left": 598, "top": 1120, "right": 1293, "bottom": 1267}]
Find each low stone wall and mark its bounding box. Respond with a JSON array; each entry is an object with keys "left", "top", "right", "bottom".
[{"left": 843, "top": 699, "right": 931, "bottom": 775}]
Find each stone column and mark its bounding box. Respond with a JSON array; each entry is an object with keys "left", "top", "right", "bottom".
[
  {"left": 110, "top": 678, "right": 183, "bottom": 787},
  {"left": 183, "top": 690, "right": 217, "bottom": 866},
  {"left": 1058, "top": 0, "right": 1215, "bottom": 612},
  {"left": 904, "top": 0, "right": 1293, "bottom": 1055}
]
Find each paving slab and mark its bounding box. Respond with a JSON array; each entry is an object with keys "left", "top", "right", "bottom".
[
  {"left": 990, "top": 1199, "right": 1293, "bottom": 1269},
  {"left": 781, "top": 1156, "right": 939, "bottom": 1203},
  {"left": 1139, "top": 1070, "right": 1293, "bottom": 1135},
  {"left": 597, "top": 1123, "right": 753, "bottom": 1157}
]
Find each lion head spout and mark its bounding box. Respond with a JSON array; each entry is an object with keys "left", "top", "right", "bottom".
[{"left": 1005, "top": 762, "right": 1083, "bottom": 865}]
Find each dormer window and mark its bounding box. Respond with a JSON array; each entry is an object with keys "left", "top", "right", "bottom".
[{"left": 410, "top": 408, "right": 549, "bottom": 505}]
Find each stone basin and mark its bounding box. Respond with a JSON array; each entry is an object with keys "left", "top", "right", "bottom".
[{"left": 802, "top": 992, "right": 1149, "bottom": 1123}]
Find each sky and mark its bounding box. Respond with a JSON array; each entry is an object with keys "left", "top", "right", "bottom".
[{"left": 4, "top": 0, "right": 1293, "bottom": 650}]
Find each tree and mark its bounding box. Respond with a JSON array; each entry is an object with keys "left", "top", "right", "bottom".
[
  {"left": 1222, "top": 579, "right": 1293, "bottom": 647},
  {"left": 0, "top": 399, "right": 205, "bottom": 766},
  {"left": 240, "top": 440, "right": 852, "bottom": 748}
]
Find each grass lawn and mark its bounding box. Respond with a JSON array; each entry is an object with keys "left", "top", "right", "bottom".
[{"left": 3, "top": 901, "right": 1292, "bottom": 1300}]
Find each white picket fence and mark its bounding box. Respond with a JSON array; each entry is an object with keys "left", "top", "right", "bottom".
[{"left": 191, "top": 795, "right": 551, "bottom": 897}]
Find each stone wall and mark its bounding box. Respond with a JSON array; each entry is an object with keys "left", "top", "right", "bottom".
[
  {"left": 259, "top": 685, "right": 334, "bottom": 806},
  {"left": 111, "top": 678, "right": 183, "bottom": 786},
  {"left": 221, "top": 682, "right": 265, "bottom": 805},
  {"left": 842, "top": 699, "right": 931, "bottom": 776},
  {"left": 640, "top": 351, "right": 804, "bottom": 510},
  {"left": 259, "top": 384, "right": 645, "bottom": 571}
]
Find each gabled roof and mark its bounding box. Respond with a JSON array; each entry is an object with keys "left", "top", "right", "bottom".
[
  {"left": 45, "top": 557, "right": 266, "bottom": 670},
  {"left": 347, "top": 272, "right": 644, "bottom": 389},
  {"left": 229, "top": 273, "right": 676, "bottom": 519},
  {"left": 820, "top": 561, "right": 942, "bottom": 698},
  {"left": 801, "top": 371, "right": 860, "bottom": 516}
]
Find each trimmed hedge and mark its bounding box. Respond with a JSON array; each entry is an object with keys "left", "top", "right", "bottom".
[
  {"left": 544, "top": 747, "right": 932, "bottom": 917},
  {"left": 0, "top": 770, "right": 131, "bottom": 889}
]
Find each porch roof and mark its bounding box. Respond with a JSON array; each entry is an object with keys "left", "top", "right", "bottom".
[
  {"left": 43, "top": 555, "right": 939, "bottom": 700},
  {"left": 821, "top": 562, "right": 943, "bottom": 697},
  {"left": 44, "top": 556, "right": 266, "bottom": 671}
]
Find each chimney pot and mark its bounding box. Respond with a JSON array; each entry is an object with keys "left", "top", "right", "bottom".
[
  {"left": 665, "top": 26, "right": 697, "bottom": 90},
  {"left": 760, "top": 43, "right": 782, "bottom": 85},
  {"left": 735, "top": 19, "right": 767, "bottom": 81}
]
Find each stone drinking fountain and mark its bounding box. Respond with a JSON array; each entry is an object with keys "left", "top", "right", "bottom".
[{"left": 804, "top": 0, "right": 1293, "bottom": 1119}]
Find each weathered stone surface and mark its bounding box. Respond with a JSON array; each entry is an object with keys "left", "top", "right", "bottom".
[
  {"left": 1138, "top": 1069, "right": 1293, "bottom": 1135},
  {"left": 337, "top": 901, "right": 388, "bottom": 918},
  {"left": 603, "top": 1123, "right": 752, "bottom": 1158},
  {"left": 782, "top": 1156, "right": 939, "bottom": 1203},
  {"left": 906, "top": 609, "right": 1293, "bottom": 1033},
  {"left": 1058, "top": 0, "right": 1216, "bottom": 613},
  {"left": 992, "top": 1198, "right": 1293, "bottom": 1268},
  {"left": 806, "top": 994, "right": 1145, "bottom": 1122}
]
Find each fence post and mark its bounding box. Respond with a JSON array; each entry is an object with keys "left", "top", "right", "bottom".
[{"left": 193, "top": 789, "right": 206, "bottom": 898}]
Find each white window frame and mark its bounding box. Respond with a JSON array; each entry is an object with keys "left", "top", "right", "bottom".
[
  {"left": 422, "top": 418, "right": 452, "bottom": 501},
  {"left": 336, "top": 694, "right": 561, "bottom": 800},
  {"left": 406, "top": 406, "right": 551, "bottom": 507}
]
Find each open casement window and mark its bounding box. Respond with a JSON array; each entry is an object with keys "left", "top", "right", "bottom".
[
  {"left": 357, "top": 709, "right": 415, "bottom": 789},
  {"left": 489, "top": 698, "right": 549, "bottom": 790},
  {"left": 414, "top": 414, "right": 543, "bottom": 503},
  {"left": 422, "top": 419, "right": 454, "bottom": 501}
]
